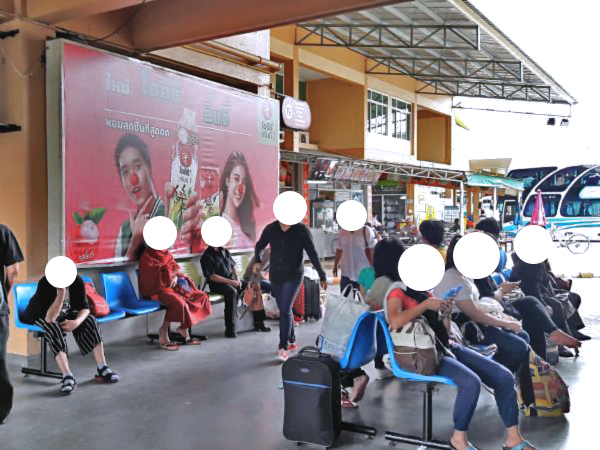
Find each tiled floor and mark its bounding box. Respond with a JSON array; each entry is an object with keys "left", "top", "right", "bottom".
[{"left": 1, "top": 265, "right": 597, "bottom": 449}]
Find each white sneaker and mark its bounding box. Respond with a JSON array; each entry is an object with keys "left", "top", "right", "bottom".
[{"left": 276, "top": 349, "right": 289, "bottom": 363}]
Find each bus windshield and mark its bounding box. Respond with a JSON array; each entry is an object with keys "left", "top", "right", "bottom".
[
  {"left": 508, "top": 167, "right": 557, "bottom": 201},
  {"left": 523, "top": 194, "right": 561, "bottom": 217},
  {"left": 537, "top": 166, "right": 591, "bottom": 193},
  {"left": 560, "top": 167, "right": 600, "bottom": 217}
]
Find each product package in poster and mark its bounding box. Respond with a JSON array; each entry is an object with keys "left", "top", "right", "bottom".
[{"left": 53, "top": 40, "right": 279, "bottom": 265}]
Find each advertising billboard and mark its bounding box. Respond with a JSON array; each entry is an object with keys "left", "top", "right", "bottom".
[{"left": 47, "top": 41, "right": 279, "bottom": 265}]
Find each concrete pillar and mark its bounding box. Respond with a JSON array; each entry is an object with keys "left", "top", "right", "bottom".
[
  {"left": 0, "top": 20, "right": 55, "bottom": 355},
  {"left": 282, "top": 47, "right": 299, "bottom": 152},
  {"left": 459, "top": 182, "right": 465, "bottom": 235},
  {"left": 406, "top": 182, "right": 416, "bottom": 222},
  {"left": 473, "top": 188, "right": 481, "bottom": 223}
]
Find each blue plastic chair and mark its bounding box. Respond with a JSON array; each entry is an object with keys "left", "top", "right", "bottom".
[
  {"left": 82, "top": 276, "right": 126, "bottom": 324},
  {"left": 338, "top": 312, "right": 378, "bottom": 371},
  {"left": 13, "top": 283, "right": 61, "bottom": 379},
  {"left": 101, "top": 272, "right": 161, "bottom": 315},
  {"left": 13, "top": 283, "right": 43, "bottom": 332},
  {"left": 491, "top": 273, "right": 504, "bottom": 286},
  {"left": 374, "top": 312, "right": 455, "bottom": 449},
  {"left": 502, "top": 268, "right": 512, "bottom": 280}
]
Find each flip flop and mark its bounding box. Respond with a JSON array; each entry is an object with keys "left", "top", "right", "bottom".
[
  {"left": 502, "top": 441, "right": 535, "bottom": 450},
  {"left": 160, "top": 342, "right": 180, "bottom": 351},
  {"left": 182, "top": 338, "right": 202, "bottom": 346},
  {"left": 341, "top": 389, "right": 358, "bottom": 408}
]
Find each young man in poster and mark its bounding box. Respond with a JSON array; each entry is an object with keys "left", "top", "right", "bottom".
[{"left": 114, "top": 133, "right": 205, "bottom": 260}]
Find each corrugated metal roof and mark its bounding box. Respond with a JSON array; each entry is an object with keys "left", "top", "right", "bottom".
[{"left": 295, "top": 0, "right": 575, "bottom": 104}]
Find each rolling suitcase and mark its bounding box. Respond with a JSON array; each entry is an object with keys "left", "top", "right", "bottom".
[
  {"left": 282, "top": 347, "right": 342, "bottom": 447},
  {"left": 304, "top": 277, "right": 322, "bottom": 320}
]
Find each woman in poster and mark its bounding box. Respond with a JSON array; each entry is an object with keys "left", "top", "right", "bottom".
[{"left": 220, "top": 151, "right": 259, "bottom": 250}]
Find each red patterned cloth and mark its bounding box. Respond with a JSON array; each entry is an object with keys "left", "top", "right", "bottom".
[{"left": 292, "top": 282, "right": 305, "bottom": 322}]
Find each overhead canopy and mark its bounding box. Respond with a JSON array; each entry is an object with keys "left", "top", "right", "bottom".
[
  {"left": 2, "top": 0, "right": 411, "bottom": 52},
  {"left": 281, "top": 149, "right": 466, "bottom": 183},
  {"left": 466, "top": 173, "right": 524, "bottom": 191},
  {"left": 295, "top": 0, "right": 576, "bottom": 104},
  {"left": 469, "top": 158, "right": 512, "bottom": 174}
]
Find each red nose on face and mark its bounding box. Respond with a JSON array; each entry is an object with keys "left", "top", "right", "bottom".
[
  {"left": 236, "top": 183, "right": 244, "bottom": 196},
  {"left": 130, "top": 173, "right": 139, "bottom": 186}
]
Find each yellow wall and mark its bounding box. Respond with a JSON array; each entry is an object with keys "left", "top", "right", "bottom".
[
  {"left": 271, "top": 26, "right": 365, "bottom": 85},
  {"left": 307, "top": 79, "right": 365, "bottom": 157},
  {"left": 417, "top": 111, "right": 452, "bottom": 165},
  {"left": 0, "top": 20, "right": 54, "bottom": 355}
]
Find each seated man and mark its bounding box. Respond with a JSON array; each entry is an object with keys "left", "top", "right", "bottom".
[
  {"left": 201, "top": 245, "right": 270, "bottom": 338},
  {"left": 419, "top": 219, "right": 448, "bottom": 262},
  {"left": 243, "top": 247, "right": 272, "bottom": 294},
  {"left": 23, "top": 275, "right": 119, "bottom": 394},
  {"left": 139, "top": 247, "right": 212, "bottom": 351}
]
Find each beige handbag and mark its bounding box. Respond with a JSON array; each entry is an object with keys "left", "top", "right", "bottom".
[{"left": 384, "top": 282, "right": 441, "bottom": 376}]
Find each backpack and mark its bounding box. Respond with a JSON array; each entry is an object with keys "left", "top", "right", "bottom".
[
  {"left": 517, "top": 351, "right": 570, "bottom": 417},
  {"left": 84, "top": 282, "right": 110, "bottom": 318}
]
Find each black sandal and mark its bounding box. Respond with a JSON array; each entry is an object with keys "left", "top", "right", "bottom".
[
  {"left": 95, "top": 365, "right": 120, "bottom": 383},
  {"left": 60, "top": 375, "right": 77, "bottom": 395}
]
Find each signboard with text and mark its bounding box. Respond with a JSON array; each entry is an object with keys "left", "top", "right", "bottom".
[{"left": 48, "top": 41, "right": 279, "bottom": 265}]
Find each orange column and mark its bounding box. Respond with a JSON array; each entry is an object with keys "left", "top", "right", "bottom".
[
  {"left": 406, "top": 183, "right": 416, "bottom": 223},
  {"left": 473, "top": 188, "right": 481, "bottom": 224}
]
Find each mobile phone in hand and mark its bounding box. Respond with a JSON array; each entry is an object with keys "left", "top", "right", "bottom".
[{"left": 442, "top": 286, "right": 463, "bottom": 301}]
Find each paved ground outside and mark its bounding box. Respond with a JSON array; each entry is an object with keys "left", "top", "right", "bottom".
[{"left": 1, "top": 245, "right": 598, "bottom": 449}]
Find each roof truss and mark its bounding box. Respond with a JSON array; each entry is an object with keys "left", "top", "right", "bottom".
[
  {"left": 416, "top": 79, "right": 552, "bottom": 103},
  {"left": 367, "top": 57, "right": 523, "bottom": 82},
  {"left": 280, "top": 150, "right": 465, "bottom": 183},
  {"left": 296, "top": 23, "right": 480, "bottom": 50}
]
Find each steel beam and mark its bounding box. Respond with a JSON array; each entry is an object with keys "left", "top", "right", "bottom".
[
  {"left": 367, "top": 57, "right": 522, "bottom": 82},
  {"left": 296, "top": 23, "right": 480, "bottom": 50},
  {"left": 416, "top": 79, "right": 552, "bottom": 103},
  {"left": 279, "top": 151, "right": 465, "bottom": 182}
]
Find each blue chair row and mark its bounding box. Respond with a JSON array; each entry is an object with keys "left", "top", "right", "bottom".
[
  {"left": 12, "top": 272, "right": 161, "bottom": 379},
  {"left": 491, "top": 267, "right": 513, "bottom": 286},
  {"left": 338, "top": 311, "right": 455, "bottom": 449}
]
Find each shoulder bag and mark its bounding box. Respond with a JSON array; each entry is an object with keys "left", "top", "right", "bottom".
[{"left": 383, "top": 282, "right": 442, "bottom": 375}]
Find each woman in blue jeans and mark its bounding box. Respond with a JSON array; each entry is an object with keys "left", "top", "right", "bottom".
[
  {"left": 436, "top": 235, "right": 537, "bottom": 410},
  {"left": 380, "top": 238, "right": 536, "bottom": 450},
  {"left": 254, "top": 220, "right": 327, "bottom": 362}
]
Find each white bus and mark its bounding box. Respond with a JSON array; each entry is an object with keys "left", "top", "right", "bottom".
[{"left": 500, "top": 165, "right": 600, "bottom": 240}]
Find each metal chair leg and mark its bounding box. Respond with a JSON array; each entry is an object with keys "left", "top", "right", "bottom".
[
  {"left": 385, "top": 383, "right": 451, "bottom": 450},
  {"left": 341, "top": 421, "right": 376, "bottom": 438},
  {"left": 21, "top": 333, "right": 62, "bottom": 379}
]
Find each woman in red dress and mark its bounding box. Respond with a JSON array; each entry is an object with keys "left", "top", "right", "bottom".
[{"left": 139, "top": 247, "right": 212, "bottom": 350}]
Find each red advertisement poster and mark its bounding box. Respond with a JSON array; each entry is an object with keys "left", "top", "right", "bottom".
[{"left": 59, "top": 42, "right": 279, "bottom": 265}]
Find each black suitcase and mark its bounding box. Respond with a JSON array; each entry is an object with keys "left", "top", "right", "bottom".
[
  {"left": 303, "top": 277, "right": 322, "bottom": 320},
  {"left": 282, "top": 347, "right": 342, "bottom": 447}
]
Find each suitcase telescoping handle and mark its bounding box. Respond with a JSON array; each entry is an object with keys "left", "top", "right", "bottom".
[{"left": 298, "top": 346, "right": 322, "bottom": 358}]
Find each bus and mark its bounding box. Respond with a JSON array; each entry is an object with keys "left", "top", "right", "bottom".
[{"left": 500, "top": 165, "right": 600, "bottom": 240}]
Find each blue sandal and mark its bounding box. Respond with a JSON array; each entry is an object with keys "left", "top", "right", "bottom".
[{"left": 503, "top": 441, "right": 535, "bottom": 450}]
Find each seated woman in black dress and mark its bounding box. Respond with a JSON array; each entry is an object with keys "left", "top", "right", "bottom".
[{"left": 23, "top": 275, "right": 119, "bottom": 394}]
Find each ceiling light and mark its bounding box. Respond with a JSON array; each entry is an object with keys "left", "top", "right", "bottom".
[{"left": 546, "top": 118, "right": 556, "bottom": 126}]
